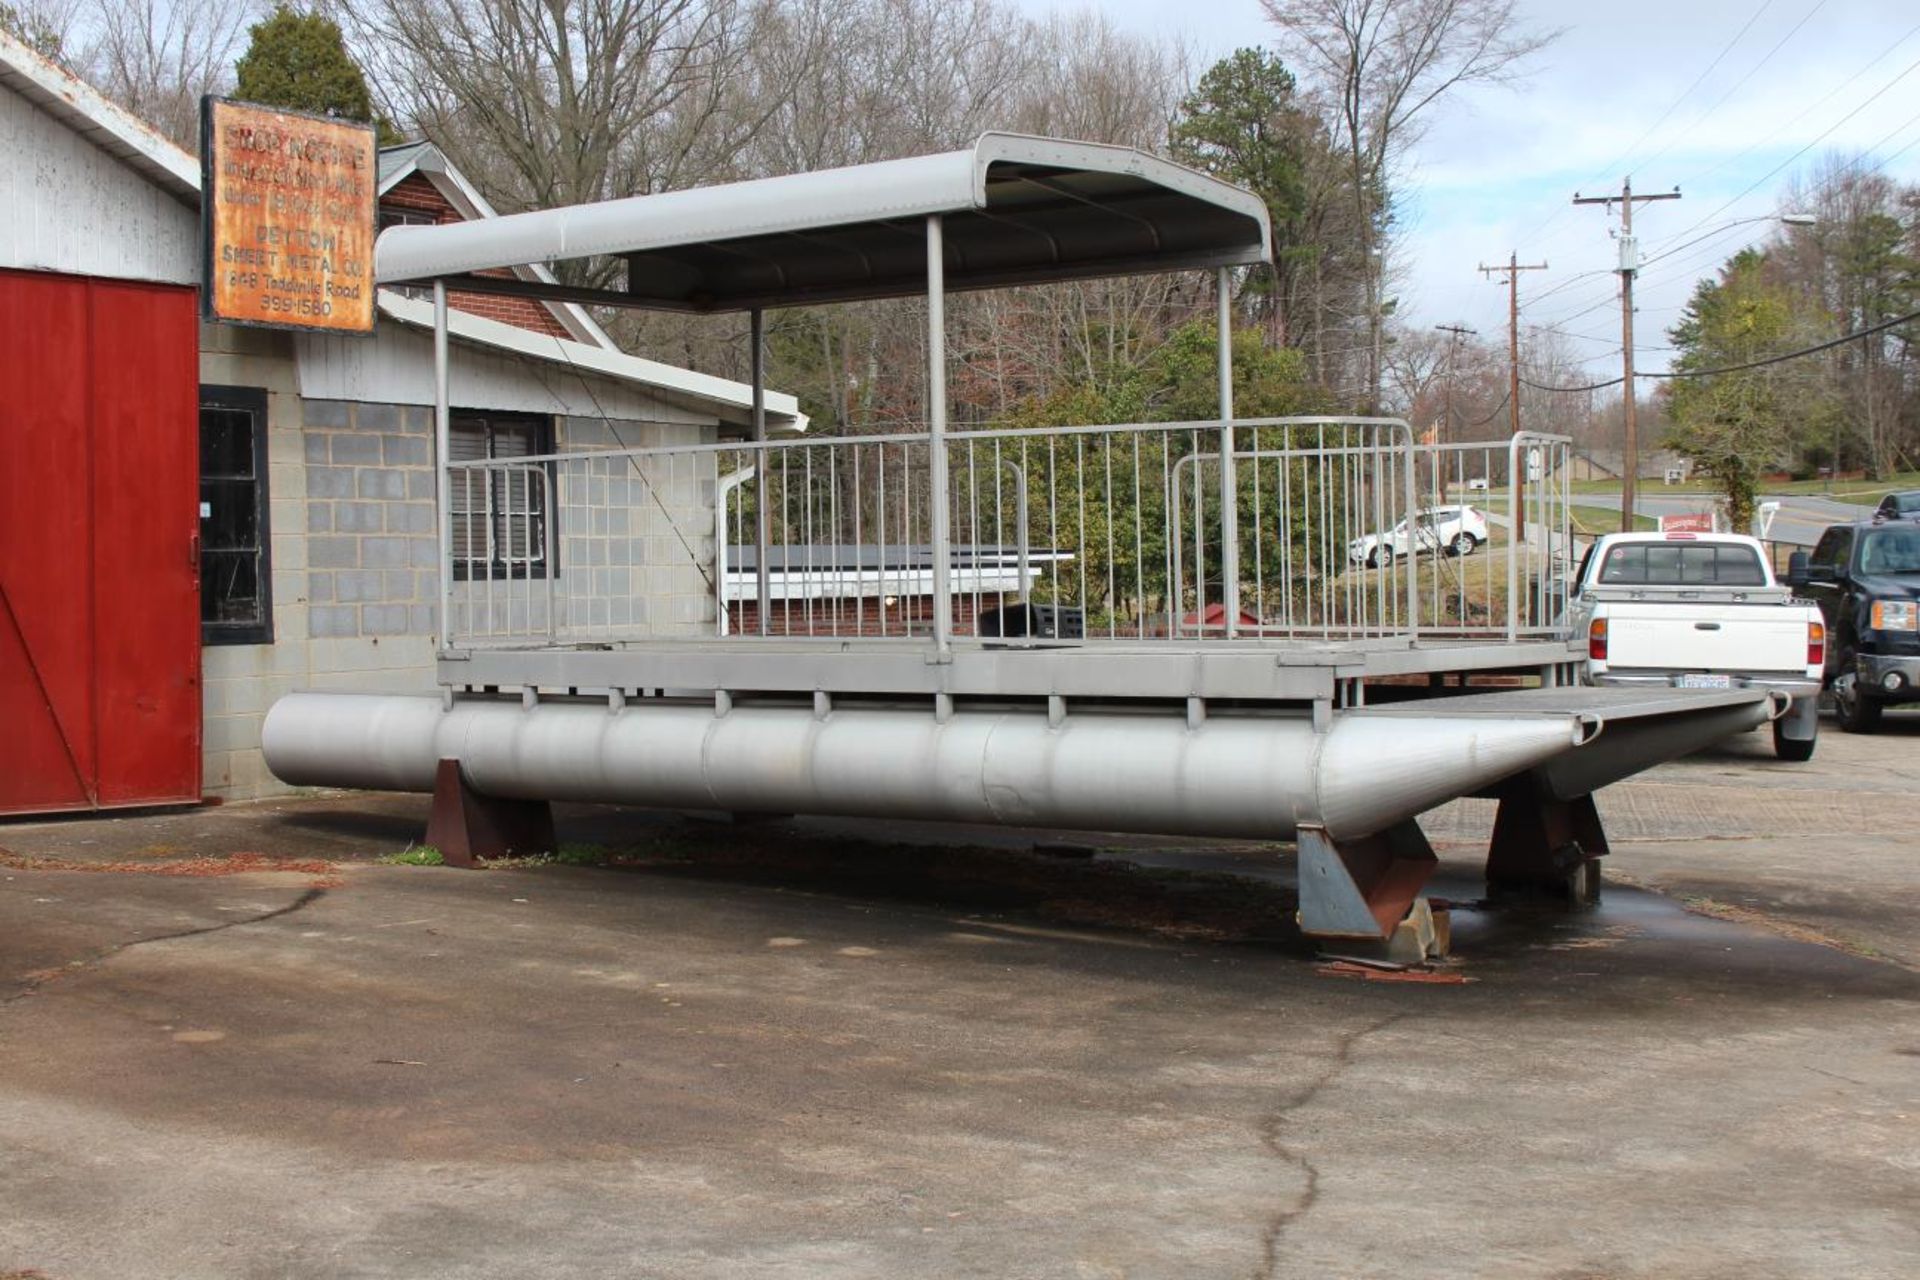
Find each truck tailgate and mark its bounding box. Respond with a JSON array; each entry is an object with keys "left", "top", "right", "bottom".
[{"left": 1603, "top": 602, "right": 1808, "bottom": 672}]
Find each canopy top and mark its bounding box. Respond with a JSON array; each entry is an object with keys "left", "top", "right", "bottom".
[{"left": 375, "top": 133, "right": 1271, "bottom": 312}]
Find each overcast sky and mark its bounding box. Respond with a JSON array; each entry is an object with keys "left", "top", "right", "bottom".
[{"left": 1012, "top": 0, "right": 1920, "bottom": 378}]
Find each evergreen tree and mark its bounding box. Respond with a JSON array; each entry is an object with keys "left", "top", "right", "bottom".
[
  {"left": 234, "top": 5, "right": 399, "bottom": 144},
  {"left": 1666, "top": 250, "right": 1834, "bottom": 528}
]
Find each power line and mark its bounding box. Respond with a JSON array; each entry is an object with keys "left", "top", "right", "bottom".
[
  {"left": 1671, "top": 15, "right": 1920, "bottom": 194},
  {"left": 1506, "top": 0, "right": 1777, "bottom": 251},
  {"left": 1635, "top": 103, "right": 1920, "bottom": 281},
  {"left": 1649, "top": 50, "right": 1920, "bottom": 254},
  {"left": 1511, "top": 10, "right": 1920, "bottom": 323},
  {"left": 1521, "top": 307, "right": 1920, "bottom": 393},
  {"left": 1666, "top": 307, "right": 1920, "bottom": 377},
  {"left": 1634, "top": 0, "right": 1830, "bottom": 175},
  {"left": 1466, "top": 390, "right": 1512, "bottom": 428}
]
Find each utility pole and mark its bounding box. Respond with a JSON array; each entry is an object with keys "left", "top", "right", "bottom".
[
  {"left": 1478, "top": 252, "right": 1547, "bottom": 439},
  {"left": 1574, "top": 177, "right": 1680, "bottom": 528},
  {"left": 1435, "top": 323, "right": 1475, "bottom": 502}
]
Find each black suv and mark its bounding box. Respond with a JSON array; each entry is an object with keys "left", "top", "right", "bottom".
[
  {"left": 1875, "top": 490, "right": 1920, "bottom": 520},
  {"left": 1787, "top": 517, "right": 1920, "bottom": 731}
]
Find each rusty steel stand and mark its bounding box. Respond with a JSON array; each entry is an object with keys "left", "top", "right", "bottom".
[
  {"left": 423, "top": 758, "right": 555, "bottom": 868},
  {"left": 1296, "top": 820, "right": 1438, "bottom": 941},
  {"left": 1485, "top": 778, "right": 1608, "bottom": 905}
]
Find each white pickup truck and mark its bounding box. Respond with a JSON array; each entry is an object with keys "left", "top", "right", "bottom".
[{"left": 1568, "top": 532, "right": 1825, "bottom": 760}]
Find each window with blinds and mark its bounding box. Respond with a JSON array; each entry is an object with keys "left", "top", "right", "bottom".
[{"left": 449, "top": 413, "right": 554, "bottom": 580}]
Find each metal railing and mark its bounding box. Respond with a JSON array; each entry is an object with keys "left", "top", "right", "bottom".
[
  {"left": 1411, "top": 432, "right": 1573, "bottom": 639},
  {"left": 441, "top": 419, "right": 1573, "bottom": 650}
]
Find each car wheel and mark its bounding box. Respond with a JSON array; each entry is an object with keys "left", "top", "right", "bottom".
[
  {"left": 1833, "top": 667, "right": 1883, "bottom": 733},
  {"left": 1771, "top": 718, "right": 1816, "bottom": 761},
  {"left": 1451, "top": 532, "right": 1477, "bottom": 557},
  {"left": 1367, "top": 547, "right": 1386, "bottom": 569}
]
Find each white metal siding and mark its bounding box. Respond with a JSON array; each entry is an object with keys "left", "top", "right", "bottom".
[
  {"left": 294, "top": 318, "right": 719, "bottom": 426},
  {"left": 0, "top": 82, "right": 198, "bottom": 284}
]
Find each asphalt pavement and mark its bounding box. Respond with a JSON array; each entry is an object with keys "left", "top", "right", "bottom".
[
  {"left": 1, "top": 716, "right": 1916, "bottom": 1278},
  {"left": 1578, "top": 488, "right": 1876, "bottom": 545}
]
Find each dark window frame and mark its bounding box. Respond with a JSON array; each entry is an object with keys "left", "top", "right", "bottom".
[
  {"left": 449, "top": 411, "right": 558, "bottom": 582},
  {"left": 1813, "top": 526, "right": 1853, "bottom": 572},
  {"left": 1596, "top": 541, "right": 1767, "bottom": 586},
  {"left": 199, "top": 384, "right": 273, "bottom": 646},
  {"left": 377, "top": 205, "right": 438, "bottom": 232}
]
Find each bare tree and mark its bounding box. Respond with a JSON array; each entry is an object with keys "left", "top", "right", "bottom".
[
  {"left": 79, "top": 0, "right": 256, "bottom": 147},
  {"left": 337, "top": 0, "right": 781, "bottom": 265},
  {"left": 1261, "top": 0, "right": 1556, "bottom": 412},
  {"left": 1, "top": 0, "right": 83, "bottom": 60}
]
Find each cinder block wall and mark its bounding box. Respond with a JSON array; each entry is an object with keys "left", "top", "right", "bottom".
[
  {"left": 197, "top": 368, "right": 720, "bottom": 801},
  {"left": 301, "top": 399, "right": 440, "bottom": 643}
]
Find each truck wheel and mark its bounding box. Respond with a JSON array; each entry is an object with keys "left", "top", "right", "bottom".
[
  {"left": 1772, "top": 719, "right": 1815, "bottom": 761},
  {"left": 1833, "top": 669, "right": 1883, "bottom": 734}
]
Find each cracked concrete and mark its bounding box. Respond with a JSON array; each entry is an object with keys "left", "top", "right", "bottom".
[
  {"left": 1251, "top": 1014, "right": 1403, "bottom": 1279},
  {"left": 0, "top": 711, "right": 1916, "bottom": 1277}
]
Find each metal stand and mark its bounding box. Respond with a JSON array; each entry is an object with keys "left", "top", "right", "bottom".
[
  {"left": 1485, "top": 779, "right": 1607, "bottom": 905},
  {"left": 424, "top": 758, "right": 555, "bottom": 867},
  {"left": 1296, "top": 820, "right": 1437, "bottom": 941}
]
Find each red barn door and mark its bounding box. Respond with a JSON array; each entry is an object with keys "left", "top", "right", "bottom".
[{"left": 0, "top": 268, "right": 201, "bottom": 814}]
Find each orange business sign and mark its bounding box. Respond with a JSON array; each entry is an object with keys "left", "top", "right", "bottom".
[{"left": 200, "top": 98, "right": 376, "bottom": 333}]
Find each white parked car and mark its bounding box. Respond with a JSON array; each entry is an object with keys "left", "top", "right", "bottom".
[{"left": 1348, "top": 504, "right": 1489, "bottom": 568}]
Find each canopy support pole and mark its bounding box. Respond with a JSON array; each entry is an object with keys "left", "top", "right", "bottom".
[
  {"left": 1217, "top": 267, "right": 1239, "bottom": 638},
  {"left": 433, "top": 281, "right": 452, "bottom": 653},
  {"left": 751, "top": 307, "right": 771, "bottom": 636},
  {"left": 927, "top": 215, "right": 953, "bottom": 655}
]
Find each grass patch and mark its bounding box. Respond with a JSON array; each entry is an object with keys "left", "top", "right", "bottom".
[
  {"left": 555, "top": 841, "right": 610, "bottom": 865},
  {"left": 377, "top": 846, "right": 445, "bottom": 867},
  {"left": 1569, "top": 504, "right": 1657, "bottom": 535}
]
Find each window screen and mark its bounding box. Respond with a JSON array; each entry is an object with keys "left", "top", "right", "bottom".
[
  {"left": 1597, "top": 542, "right": 1767, "bottom": 586},
  {"left": 449, "top": 413, "right": 554, "bottom": 580},
  {"left": 199, "top": 386, "right": 272, "bottom": 644}
]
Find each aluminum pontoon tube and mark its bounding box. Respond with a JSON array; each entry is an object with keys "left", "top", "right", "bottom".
[{"left": 263, "top": 692, "right": 1589, "bottom": 842}]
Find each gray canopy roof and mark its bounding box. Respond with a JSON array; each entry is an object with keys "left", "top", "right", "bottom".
[{"left": 374, "top": 133, "right": 1271, "bottom": 313}]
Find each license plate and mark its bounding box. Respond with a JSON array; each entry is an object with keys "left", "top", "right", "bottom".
[{"left": 1677, "top": 674, "right": 1733, "bottom": 689}]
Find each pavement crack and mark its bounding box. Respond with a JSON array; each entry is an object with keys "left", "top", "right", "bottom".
[
  {"left": 3, "top": 887, "right": 328, "bottom": 1007},
  {"left": 1251, "top": 1012, "right": 1402, "bottom": 1279}
]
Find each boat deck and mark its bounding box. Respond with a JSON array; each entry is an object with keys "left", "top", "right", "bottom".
[{"left": 441, "top": 634, "right": 1586, "bottom": 707}]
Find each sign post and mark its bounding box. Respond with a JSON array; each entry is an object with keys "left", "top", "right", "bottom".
[{"left": 199, "top": 98, "right": 377, "bottom": 334}]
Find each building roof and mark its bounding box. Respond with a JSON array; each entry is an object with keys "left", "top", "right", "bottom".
[
  {"left": 376, "top": 290, "right": 804, "bottom": 430},
  {"left": 375, "top": 132, "right": 1273, "bottom": 311},
  {"left": 376, "top": 140, "right": 615, "bottom": 350},
  {"left": 0, "top": 29, "right": 197, "bottom": 204}
]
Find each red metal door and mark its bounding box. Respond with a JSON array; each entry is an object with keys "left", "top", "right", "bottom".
[{"left": 0, "top": 268, "right": 201, "bottom": 814}]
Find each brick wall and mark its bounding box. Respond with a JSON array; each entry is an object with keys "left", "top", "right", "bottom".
[{"left": 381, "top": 173, "right": 574, "bottom": 341}]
